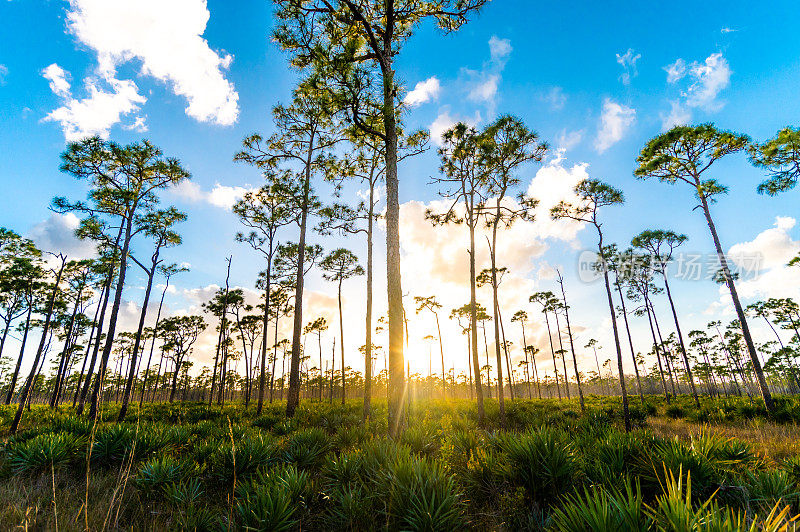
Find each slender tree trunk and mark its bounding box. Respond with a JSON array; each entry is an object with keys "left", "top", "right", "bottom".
[
  {"left": 5, "top": 305, "right": 33, "bottom": 405},
  {"left": 498, "top": 307, "right": 515, "bottom": 401},
  {"left": 645, "top": 301, "right": 670, "bottom": 402},
  {"left": 118, "top": 257, "right": 158, "bottom": 420},
  {"left": 467, "top": 223, "right": 485, "bottom": 423},
  {"left": 489, "top": 228, "right": 505, "bottom": 418},
  {"left": 558, "top": 276, "right": 585, "bottom": 411},
  {"left": 435, "top": 313, "right": 445, "bottom": 398},
  {"left": 77, "top": 266, "right": 115, "bottom": 415},
  {"left": 73, "top": 295, "right": 102, "bottom": 407},
  {"left": 11, "top": 257, "right": 67, "bottom": 433},
  {"left": 50, "top": 291, "right": 82, "bottom": 408},
  {"left": 616, "top": 282, "right": 645, "bottom": 403},
  {"left": 597, "top": 235, "right": 630, "bottom": 432},
  {"left": 287, "top": 135, "right": 316, "bottom": 418},
  {"left": 698, "top": 192, "right": 774, "bottom": 411},
  {"left": 89, "top": 214, "right": 135, "bottom": 420},
  {"left": 543, "top": 312, "right": 562, "bottom": 400},
  {"left": 140, "top": 276, "right": 169, "bottom": 407},
  {"left": 338, "top": 279, "right": 345, "bottom": 405},
  {"left": 269, "top": 312, "right": 279, "bottom": 403},
  {"left": 362, "top": 186, "right": 374, "bottom": 420},
  {"left": 662, "top": 275, "right": 700, "bottom": 406},
  {"left": 257, "top": 251, "right": 272, "bottom": 414},
  {"left": 210, "top": 257, "right": 231, "bottom": 406},
  {"left": 519, "top": 321, "right": 533, "bottom": 399},
  {"left": 553, "top": 310, "right": 571, "bottom": 400}
]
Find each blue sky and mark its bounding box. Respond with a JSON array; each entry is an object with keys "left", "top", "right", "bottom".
[{"left": 1, "top": 0, "right": 799, "bottom": 379}]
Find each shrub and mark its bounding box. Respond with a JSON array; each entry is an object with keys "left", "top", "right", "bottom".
[
  {"left": 282, "top": 428, "right": 329, "bottom": 470},
  {"left": 383, "top": 454, "right": 465, "bottom": 531},
  {"left": 501, "top": 428, "right": 577, "bottom": 505},
  {"left": 550, "top": 480, "right": 650, "bottom": 532},
  {"left": 135, "top": 456, "right": 197, "bottom": 497},
  {"left": 210, "top": 435, "right": 276, "bottom": 484},
  {"left": 235, "top": 481, "right": 299, "bottom": 531},
  {"left": 7, "top": 432, "right": 86, "bottom": 475}
]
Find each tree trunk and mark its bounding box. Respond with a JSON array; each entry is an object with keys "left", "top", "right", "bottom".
[
  {"left": 543, "top": 312, "right": 562, "bottom": 400},
  {"left": 362, "top": 184, "right": 374, "bottom": 420},
  {"left": 698, "top": 192, "right": 774, "bottom": 411},
  {"left": 89, "top": 214, "right": 135, "bottom": 420},
  {"left": 50, "top": 290, "right": 82, "bottom": 408},
  {"left": 662, "top": 274, "right": 700, "bottom": 407},
  {"left": 597, "top": 235, "right": 630, "bottom": 433},
  {"left": 489, "top": 225, "right": 505, "bottom": 419},
  {"left": 616, "top": 281, "right": 645, "bottom": 403},
  {"left": 645, "top": 299, "right": 670, "bottom": 402},
  {"left": 467, "top": 223, "right": 485, "bottom": 423},
  {"left": 5, "top": 305, "right": 32, "bottom": 405},
  {"left": 381, "top": 58, "right": 408, "bottom": 437},
  {"left": 11, "top": 257, "right": 67, "bottom": 433},
  {"left": 553, "top": 310, "right": 571, "bottom": 400},
  {"left": 118, "top": 257, "right": 158, "bottom": 420},
  {"left": 287, "top": 154, "right": 312, "bottom": 417},
  {"left": 558, "top": 278, "right": 585, "bottom": 411},
  {"left": 77, "top": 267, "right": 114, "bottom": 415},
  {"left": 257, "top": 251, "right": 272, "bottom": 414}
]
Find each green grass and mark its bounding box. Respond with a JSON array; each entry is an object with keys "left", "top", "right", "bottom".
[{"left": 0, "top": 395, "right": 799, "bottom": 530}]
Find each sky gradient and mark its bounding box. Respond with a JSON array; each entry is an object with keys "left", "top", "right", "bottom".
[{"left": 1, "top": 0, "right": 799, "bottom": 381}]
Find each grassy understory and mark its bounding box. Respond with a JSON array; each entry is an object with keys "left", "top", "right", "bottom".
[{"left": 1, "top": 395, "right": 800, "bottom": 530}]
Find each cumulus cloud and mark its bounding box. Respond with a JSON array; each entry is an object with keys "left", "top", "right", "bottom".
[
  {"left": 661, "top": 52, "right": 731, "bottom": 129},
  {"left": 27, "top": 212, "right": 98, "bottom": 260},
  {"left": 728, "top": 217, "right": 800, "bottom": 299},
  {"left": 594, "top": 98, "right": 636, "bottom": 153},
  {"left": 53, "top": 0, "right": 238, "bottom": 133},
  {"left": 170, "top": 180, "right": 254, "bottom": 210},
  {"left": 404, "top": 76, "right": 440, "bottom": 107},
  {"left": 616, "top": 48, "right": 641, "bottom": 85},
  {"left": 41, "top": 63, "right": 146, "bottom": 140}
]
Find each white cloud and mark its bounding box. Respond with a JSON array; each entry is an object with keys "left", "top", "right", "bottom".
[
  {"left": 543, "top": 86, "right": 567, "bottom": 110},
  {"left": 207, "top": 183, "right": 252, "bottom": 209},
  {"left": 0, "top": 64, "right": 8, "bottom": 85},
  {"left": 721, "top": 27, "right": 737, "bottom": 34},
  {"left": 556, "top": 129, "right": 583, "bottom": 152},
  {"left": 404, "top": 76, "right": 440, "bottom": 107},
  {"left": 468, "top": 74, "right": 499, "bottom": 103},
  {"left": 63, "top": 0, "right": 239, "bottom": 125},
  {"left": 460, "top": 36, "right": 512, "bottom": 112},
  {"left": 594, "top": 98, "right": 636, "bottom": 153},
  {"left": 708, "top": 217, "right": 800, "bottom": 316},
  {"left": 42, "top": 64, "right": 72, "bottom": 98},
  {"left": 661, "top": 52, "right": 731, "bottom": 129},
  {"left": 664, "top": 58, "right": 686, "bottom": 84},
  {"left": 27, "top": 213, "right": 98, "bottom": 260},
  {"left": 615, "top": 48, "right": 641, "bottom": 85},
  {"left": 122, "top": 115, "right": 148, "bottom": 132},
  {"left": 684, "top": 53, "right": 731, "bottom": 111},
  {"left": 488, "top": 36, "right": 512, "bottom": 64},
  {"left": 428, "top": 110, "right": 480, "bottom": 146},
  {"left": 42, "top": 65, "right": 145, "bottom": 141},
  {"left": 660, "top": 100, "right": 692, "bottom": 129},
  {"left": 171, "top": 180, "right": 254, "bottom": 210}
]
